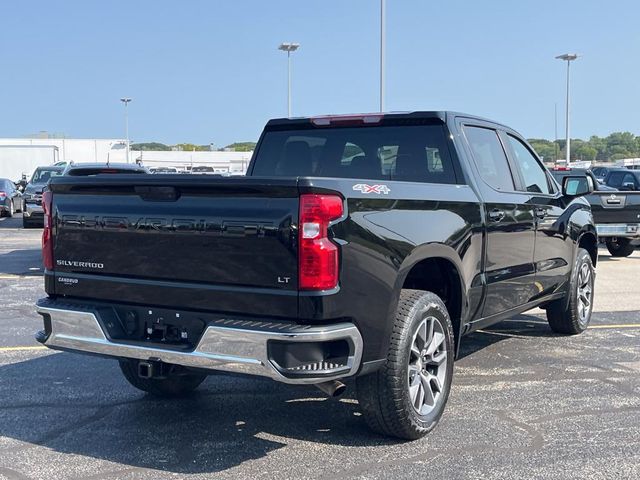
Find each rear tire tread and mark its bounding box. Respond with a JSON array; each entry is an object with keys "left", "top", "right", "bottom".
[{"left": 356, "top": 289, "right": 454, "bottom": 440}]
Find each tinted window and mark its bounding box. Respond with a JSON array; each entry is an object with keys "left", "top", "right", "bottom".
[
  {"left": 30, "top": 168, "right": 63, "bottom": 184},
  {"left": 464, "top": 126, "right": 514, "bottom": 191},
  {"left": 622, "top": 173, "right": 637, "bottom": 189},
  {"left": 252, "top": 124, "right": 458, "bottom": 184},
  {"left": 506, "top": 135, "right": 551, "bottom": 194},
  {"left": 607, "top": 172, "right": 625, "bottom": 188}
]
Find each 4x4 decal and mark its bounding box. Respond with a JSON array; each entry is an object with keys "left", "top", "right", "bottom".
[{"left": 352, "top": 184, "right": 391, "bottom": 195}]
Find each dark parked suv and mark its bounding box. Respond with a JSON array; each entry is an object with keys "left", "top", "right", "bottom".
[
  {"left": 36, "top": 111, "right": 597, "bottom": 439},
  {"left": 22, "top": 166, "right": 64, "bottom": 228}
]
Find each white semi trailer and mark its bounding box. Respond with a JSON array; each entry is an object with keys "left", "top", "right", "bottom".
[{"left": 0, "top": 145, "right": 59, "bottom": 181}]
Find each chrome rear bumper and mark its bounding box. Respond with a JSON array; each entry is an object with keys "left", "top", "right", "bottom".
[
  {"left": 36, "top": 301, "right": 363, "bottom": 385},
  {"left": 596, "top": 223, "right": 640, "bottom": 237}
]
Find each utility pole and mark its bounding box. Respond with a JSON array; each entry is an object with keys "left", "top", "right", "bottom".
[
  {"left": 555, "top": 54, "right": 578, "bottom": 166},
  {"left": 278, "top": 43, "right": 300, "bottom": 117},
  {"left": 554, "top": 102, "right": 558, "bottom": 161},
  {"left": 380, "top": 0, "right": 386, "bottom": 112},
  {"left": 120, "top": 97, "right": 132, "bottom": 163}
]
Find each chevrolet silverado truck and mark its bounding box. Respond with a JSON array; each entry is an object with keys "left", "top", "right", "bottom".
[
  {"left": 36, "top": 112, "right": 597, "bottom": 440},
  {"left": 551, "top": 167, "right": 640, "bottom": 257}
]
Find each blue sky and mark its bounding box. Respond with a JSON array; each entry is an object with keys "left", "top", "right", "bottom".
[{"left": 1, "top": 0, "right": 638, "bottom": 146}]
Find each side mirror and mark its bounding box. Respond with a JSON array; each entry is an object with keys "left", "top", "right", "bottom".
[
  {"left": 621, "top": 182, "right": 636, "bottom": 191},
  {"left": 563, "top": 175, "right": 594, "bottom": 197}
]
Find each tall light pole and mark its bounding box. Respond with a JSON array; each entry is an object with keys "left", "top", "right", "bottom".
[
  {"left": 278, "top": 43, "right": 300, "bottom": 117},
  {"left": 380, "top": 0, "right": 386, "bottom": 112},
  {"left": 555, "top": 53, "right": 578, "bottom": 166},
  {"left": 120, "top": 97, "right": 132, "bottom": 163}
]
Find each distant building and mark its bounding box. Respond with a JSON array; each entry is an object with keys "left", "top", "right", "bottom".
[
  {"left": 0, "top": 137, "right": 127, "bottom": 179},
  {"left": 0, "top": 137, "right": 253, "bottom": 180},
  {"left": 134, "top": 150, "right": 252, "bottom": 174}
]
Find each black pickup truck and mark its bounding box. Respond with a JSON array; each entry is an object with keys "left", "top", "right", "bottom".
[
  {"left": 36, "top": 112, "right": 597, "bottom": 440},
  {"left": 551, "top": 168, "right": 640, "bottom": 257}
]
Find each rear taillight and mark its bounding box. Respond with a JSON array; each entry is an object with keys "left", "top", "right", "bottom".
[
  {"left": 42, "top": 190, "right": 54, "bottom": 270},
  {"left": 298, "top": 194, "right": 343, "bottom": 290},
  {"left": 0, "top": 191, "right": 6, "bottom": 199}
]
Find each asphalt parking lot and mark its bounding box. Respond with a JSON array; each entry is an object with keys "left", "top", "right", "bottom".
[{"left": 1, "top": 213, "right": 639, "bottom": 480}]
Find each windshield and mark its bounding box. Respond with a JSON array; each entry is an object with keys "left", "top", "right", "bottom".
[
  {"left": 30, "top": 167, "right": 63, "bottom": 184},
  {"left": 251, "top": 124, "right": 458, "bottom": 184}
]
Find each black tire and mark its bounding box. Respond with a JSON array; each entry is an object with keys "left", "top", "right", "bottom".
[
  {"left": 118, "top": 359, "right": 207, "bottom": 397},
  {"left": 605, "top": 238, "right": 635, "bottom": 257},
  {"left": 546, "top": 248, "right": 594, "bottom": 334},
  {"left": 356, "top": 289, "right": 455, "bottom": 440}
]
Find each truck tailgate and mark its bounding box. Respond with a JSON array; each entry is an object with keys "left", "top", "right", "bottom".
[
  {"left": 589, "top": 191, "right": 640, "bottom": 224},
  {"left": 48, "top": 176, "right": 300, "bottom": 317}
]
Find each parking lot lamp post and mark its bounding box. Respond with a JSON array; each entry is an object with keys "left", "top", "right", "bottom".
[
  {"left": 278, "top": 43, "right": 300, "bottom": 117},
  {"left": 555, "top": 54, "right": 578, "bottom": 167},
  {"left": 380, "top": 0, "right": 385, "bottom": 112},
  {"left": 120, "top": 97, "right": 132, "bottom": 163}
]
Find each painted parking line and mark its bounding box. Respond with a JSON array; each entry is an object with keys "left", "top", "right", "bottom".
[
  {"left": 479, "top": 323, "right": 640, "bottom": 336},
  {"left": 1, "top": 325, "right": 637, "bottom": 354},
  {"left": 0, "top": 346, "right": 47, "bottom": 352},
  {"left": 0, "top": 274, "right": 42, "bottom": 280},
  {"left": 588, "top": 324, "right": 640, "bottom": 329}
]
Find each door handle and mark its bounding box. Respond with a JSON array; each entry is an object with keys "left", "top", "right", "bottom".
[
  {"left": 534, "top": 207, "right": 547, "bottom": 219},
  {"left": 488, "top": 209, "right": 505, "bottom": 222}
]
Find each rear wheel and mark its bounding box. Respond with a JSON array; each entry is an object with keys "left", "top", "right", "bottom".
[
  {"left": 356, "top": 289, "right": 454, "bottom": 440},
  {"left": 605, "top": 238, "right": 635, "bottom": 257},
  {"left": 119, "top": 359, "right": 207, "bottom": 397},
  {"left": 546, "top": 248, "right": 594, "bottom": 334}
]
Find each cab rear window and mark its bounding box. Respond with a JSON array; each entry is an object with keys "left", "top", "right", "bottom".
[{"left": 252, "top": 124, "right": 459, "bottom": 184}]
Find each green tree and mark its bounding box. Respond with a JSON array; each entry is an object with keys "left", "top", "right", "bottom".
[
  {"left": 574, "top": 144, "right": 597, "bottom": 161},
  {"left": 175, "top": 143, "right": 210, "bottom": 152},
  {"left": 131, "top": 142, "right": 171, "bottom": 151},
  {"left": 225, "top": 142, "right": 257, "bottom": 152},
  {"left": 528, "top": 139, "right": 556, "bottom": 161}
]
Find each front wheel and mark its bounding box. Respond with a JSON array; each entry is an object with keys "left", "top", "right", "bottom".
[
  {"left": 356, "top": 289, "right": 455, "bottom": 440},
  {"left": 606, "top": 238, "right": 635, "bottom": 257},
  {"left": 546, "top": 248, "right": 594, "bottom": 334},
  {"left": 119, "top": 359, "right": 207, "bottom": 397}
]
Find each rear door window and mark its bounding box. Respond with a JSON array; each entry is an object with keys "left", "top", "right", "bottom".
[
  {"left": 463, "top": 126, "right": 515, "bottom": 191},
  {"left": 252, "top": 124, "right": 459, "bottom": 184}
]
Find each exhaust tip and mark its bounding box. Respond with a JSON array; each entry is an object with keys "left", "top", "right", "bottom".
[{"left": 315, "top": 380, "right": 347, "bottom": 397}]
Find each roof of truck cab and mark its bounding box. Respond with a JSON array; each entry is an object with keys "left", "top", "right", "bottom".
[{"left": 265, "top": 111, "right": 509, "bottom": 128}]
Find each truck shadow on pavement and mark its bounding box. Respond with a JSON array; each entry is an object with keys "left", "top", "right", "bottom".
[
  {"left": 0, "top": 215, "right": 29, "bottom": 229},
  {"left": 0, "top": 248, "right": 43, "bottom": 276},
  {"left": 0, "top": 353, "right": 396, "bottom": 475},
  {"left": 457, "top": 314, "right": 557, "bottom": 360},
  {"left": 0, "top": 316, "right": 559, "bottom": 475}
]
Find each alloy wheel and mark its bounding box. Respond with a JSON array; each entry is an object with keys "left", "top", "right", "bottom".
[
  {"left": 407, "top": 315, "right": 448, "bottom": 416},
  {"left": 576, "top": 263, "right": 593, "bottom": 326}
]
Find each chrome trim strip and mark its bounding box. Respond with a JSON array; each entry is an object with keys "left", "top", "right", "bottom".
[{"left": 37, "top": 304, "right": 363, "bottom": 385}]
